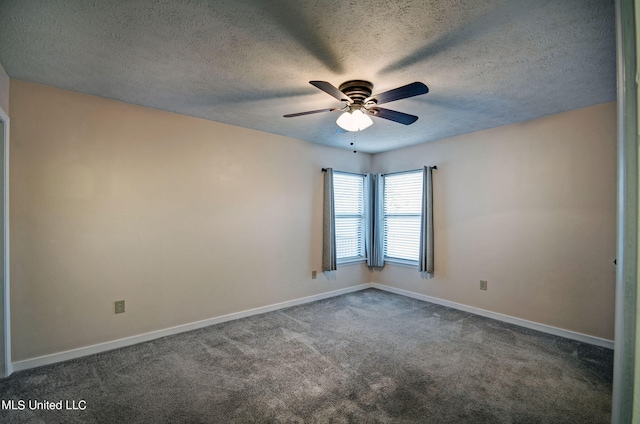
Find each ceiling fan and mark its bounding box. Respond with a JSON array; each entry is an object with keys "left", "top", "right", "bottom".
[{"left": 284, "top": 80, "right": 429, "bottom": 132}]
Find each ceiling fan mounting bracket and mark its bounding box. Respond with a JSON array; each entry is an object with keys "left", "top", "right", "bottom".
[{"left": 339, "top": 80, "right": 373, "bottom": 104}]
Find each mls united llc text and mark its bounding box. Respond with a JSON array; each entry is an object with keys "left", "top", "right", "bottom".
[{"left": 2, "top": 399, "right": 87, "bottom": 410}]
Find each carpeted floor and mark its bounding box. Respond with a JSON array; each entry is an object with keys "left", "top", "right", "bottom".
[{"left": 0, "top": 288, "right": 613, "bottom": 423}]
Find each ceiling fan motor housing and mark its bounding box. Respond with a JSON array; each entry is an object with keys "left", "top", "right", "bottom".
[{"left": 339, "top": 80, "right": 373, "bottom": 104}]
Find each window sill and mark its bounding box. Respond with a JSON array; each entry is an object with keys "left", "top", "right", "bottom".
[
  {"left": 384, "top": 258, "right": 418, "bottom": 269},
  {"left": 337, "top": 258, "right": 367, "bottom": 266}
]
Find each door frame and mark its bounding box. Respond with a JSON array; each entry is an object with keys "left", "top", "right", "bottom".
[{"left": 0, "top": 105, "right": 10, "bottom": 378}]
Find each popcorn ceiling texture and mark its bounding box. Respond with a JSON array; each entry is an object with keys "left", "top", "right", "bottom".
[{"left": 0, "top": 0, "right": 616, "bottom": 153}]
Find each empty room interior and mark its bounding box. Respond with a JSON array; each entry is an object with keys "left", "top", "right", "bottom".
[{"left": 0, "top": 0, "right": 635, "bottom": 423}]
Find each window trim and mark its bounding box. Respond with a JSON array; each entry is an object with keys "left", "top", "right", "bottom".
[
  {"left": 333, "top": 170, "right": 367, "bottom": 264},
  {"left": 384, "top": 258, "right": 419, "bottom": 268},
  {"left": 382, "top": 169, "right": 423, "bottom": 264},
  {"left": 338, "top": 257, "right": 368, "bottom": 265},
  {"left": 382, "top": 168, "right": 423, "bottom": 177}
]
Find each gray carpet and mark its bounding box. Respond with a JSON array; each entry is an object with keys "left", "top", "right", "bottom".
[{"left": 0, "top": 289, "right": 613, "bottom": 423}]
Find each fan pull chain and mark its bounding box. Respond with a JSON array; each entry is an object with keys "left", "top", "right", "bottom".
[{"left": 350, "top": 133, "right": 357, "bottom": 153}]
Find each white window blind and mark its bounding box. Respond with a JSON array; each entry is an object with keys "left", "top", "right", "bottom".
[
  {"left": 333, "top": 172, "right": 365, "bottom": 261},
  {"left": 384, "top": 171, "right": 423, "bottom": 262}
]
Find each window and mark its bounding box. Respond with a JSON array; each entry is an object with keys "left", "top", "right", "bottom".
[
  {"left": 383, "top": 170, "right": 423, "bottom": 263},
  {"left": 333, "top": 172, "right": 366, "bottom": 262}
]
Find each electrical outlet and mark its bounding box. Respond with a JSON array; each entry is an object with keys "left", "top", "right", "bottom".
[
  {"left": 312, "top": 271, "right": 317, "bottom": 279},
  {"left": 115, "top": 300, "right": 125, "bottom": 314},
  {"left": 480, "top": 280, "right": 488, "bottom": 291}
]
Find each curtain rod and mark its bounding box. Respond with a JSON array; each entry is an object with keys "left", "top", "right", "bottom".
[
  {"left": 322, "top": 166, "right": 437, "bottom": 173},
  {"left": 321, "top": 169, "right": 364, "bottom": 176},
  {"left": 382, "top": 166, "right": 437, "bottom": 176}
]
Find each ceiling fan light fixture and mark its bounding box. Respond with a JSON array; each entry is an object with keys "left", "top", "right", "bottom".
[{"left": 336, "top": 109, "right": 373, "bottom": 132}]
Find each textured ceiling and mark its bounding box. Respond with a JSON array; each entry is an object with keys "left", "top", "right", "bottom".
[{"left": 0, "top": 0, "right": 616, "bottom": 153}]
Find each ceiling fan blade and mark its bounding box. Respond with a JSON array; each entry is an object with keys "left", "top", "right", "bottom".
[
  {"left": 365, "top": 82, "right": 429, "bottom": 105},
  {"left": 283, "top": 108, "right": 339, "bottom": 118},
  {"left": 310, "top": 81, "right": 352, "bottom": 102},
  {"left": 367, "top": 107, "right": 419, "bottom": 125}
]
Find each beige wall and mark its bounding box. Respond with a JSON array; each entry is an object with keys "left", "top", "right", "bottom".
[
  {"left": 8, "top": 78, "right": 617, "bottom": 361},
  {"left": 372, "top": 102, "right": 617, "bottom": 340},
  {"left": 9, "top": 80, "right": 371, "bottom": 361},
  {"left": 0, "top": 62, "right": 8, "bottom": 115}
]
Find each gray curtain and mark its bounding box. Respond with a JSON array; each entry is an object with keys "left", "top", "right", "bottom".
[
  {"left": 367, "top": 173, "right": 385, "bottom": 268},
  {"left": 418, "top": 166, "right": 434, "bottom": 273},
  {"left": 364, "top": 173, "right": 372, "bottom": 265},
  {"left": 322, "top": 168, "right": 337, "bottom": 271}
]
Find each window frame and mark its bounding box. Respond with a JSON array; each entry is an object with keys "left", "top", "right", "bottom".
[
  {"left": 332, "top": 170, "right": 367, "bottom": 264},
  {"left": 382, "top": 169, "right": 423, "bottom": 266}
]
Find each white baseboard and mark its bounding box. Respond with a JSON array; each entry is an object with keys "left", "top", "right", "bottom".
[
  {"left": 12, "top": 281, "right": 613, "bottom": 373},
  {"left": 11, "top": 284, "right": 371, "bottom": 373},
  {"left": 371, "top": 283, "right": 614, "bottom": 349}
]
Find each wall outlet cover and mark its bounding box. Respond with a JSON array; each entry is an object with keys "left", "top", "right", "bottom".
[
  {"left": 480, "top": 280, "right": 488, "bottom": 291},
  {"left": 115, "top": 300, "right": 125, "bottom": 314}
]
